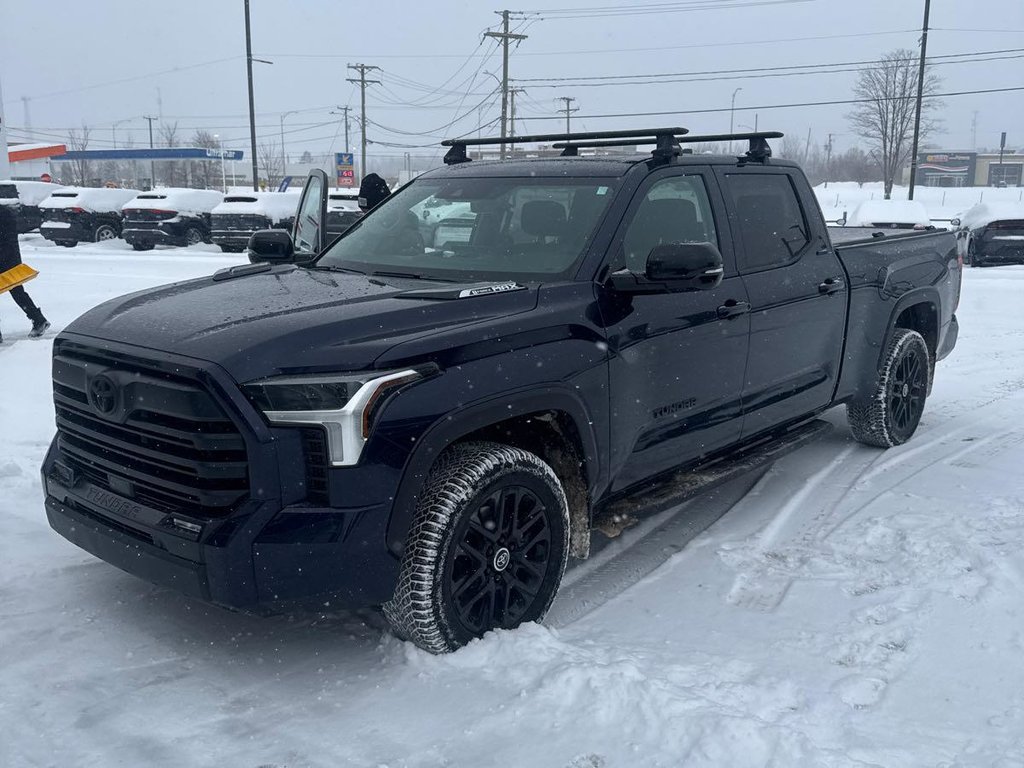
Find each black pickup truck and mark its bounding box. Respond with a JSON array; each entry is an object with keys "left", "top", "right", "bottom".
[{"left": 42, "top": 129, "right": 961, "bottom": 653}]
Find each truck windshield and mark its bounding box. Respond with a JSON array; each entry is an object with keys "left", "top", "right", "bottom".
[{"left": 316, "top": 176, "right": 618, "bottom": 281}]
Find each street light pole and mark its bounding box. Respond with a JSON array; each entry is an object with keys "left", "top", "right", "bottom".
[
  {"left": 279, "top": 110, "right": 296, "bottom": 186},
  {"left": 214, "top": 134, "right": 227, "bottom": 192},
  {"left": 729, "top": 87, "right": 743, "bottom": 153}
]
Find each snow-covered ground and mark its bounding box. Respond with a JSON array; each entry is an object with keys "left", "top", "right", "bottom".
[{"left": 3, "top": 237, "right": 1024, "bottom": 767}]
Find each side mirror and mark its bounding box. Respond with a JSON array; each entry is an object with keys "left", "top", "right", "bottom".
[
  {"left": 950, "top": 217, "right": 961, "bottom": 228},
  {"left": 248, "top": 229, "right": 294, "bottom": 264},
  {"left": 646, "top": 242, "right": 724, "bottom": 289},
  {"left": 607, "top": 242, "right": 724, "bottom": 294}
]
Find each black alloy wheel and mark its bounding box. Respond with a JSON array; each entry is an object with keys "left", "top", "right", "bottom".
[
  {"left": 94, "top": 224, "right": 117, "bottom": 242},
  {"left": 185, "top": 226, "right": 204, "bottom": 246},
  {"left": 444, "top": 484, "right": 554, "bottom": 638},
  {"left": 887, "top": 341, "right": 927, "bottom": 443},
  {"left": 383, "top": 441, "right": 570, "bottom": 653}
]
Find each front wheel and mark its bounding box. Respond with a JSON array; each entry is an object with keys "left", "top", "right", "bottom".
[
  {"left": 383, "top": 441, "right": 570, "bottom": 654},
  {"left": 847, "top": 328, "right": 930, "bottom": 448}
]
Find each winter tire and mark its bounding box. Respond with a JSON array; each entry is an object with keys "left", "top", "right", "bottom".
[
  {"left": 383, "top": 441, "right": 570, "bottom": 654},
  {"left": 58, "top": 241, "right": 75, "bottom": 248},
  {"left": 184, "top": 226, "right": 204, "bottom": 246},
  {"left": 847, "top": 328, "right": 930, "bottom": 448},
  {"left": 132, "top": 243, "right": 155, "bottom": 252},
  {"left": 219, "top": 244, "right": 244, "bottom": 253},
  {"left": 94, "top": 224, "right": 118, "bottom": 242}
]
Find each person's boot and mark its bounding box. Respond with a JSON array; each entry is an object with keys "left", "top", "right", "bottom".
[{"left": 27, "top": 307, "right": 50, "bottom": 339}]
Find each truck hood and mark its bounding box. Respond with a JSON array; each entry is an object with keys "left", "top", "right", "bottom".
[{"left": 65, "top": 265, "right": 539, "bottom": 381}]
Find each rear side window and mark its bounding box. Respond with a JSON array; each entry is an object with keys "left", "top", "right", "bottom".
[{"left": 724, "top": 174, "right": 809, "bottom": 271}]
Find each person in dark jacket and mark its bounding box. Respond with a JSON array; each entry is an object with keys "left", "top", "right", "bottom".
[
  {"left": 0, "top": 200, "right": 50, "bottom": 342},
  {"left": 357, "top": 173, "right": 391, "bottom": 211}
]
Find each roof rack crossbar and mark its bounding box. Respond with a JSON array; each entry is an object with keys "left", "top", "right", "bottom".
[
  {"left": 441, "top": 126, "right": 688, "bottom": 148},
  {"left": 551, "top": 131, "right": 784, "bottom": 150}
]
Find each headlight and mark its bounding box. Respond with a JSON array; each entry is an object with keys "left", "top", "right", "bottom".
[{"left": 243, "top": 369, "right": 425, "bottom": 466}]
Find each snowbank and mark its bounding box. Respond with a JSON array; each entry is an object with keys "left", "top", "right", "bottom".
[
  {"left": 122, "top": 188, "right": 223, "bottom": 215},
  {"left": 39, "top": 187, "right": 140, "bottom": 213},
  {"left": 211, "top": 192, "right": 300, "bottom": 224},
  {"left": 845, "top": 199, "right": 931, "bottom": 227},
  {"left": 957, "top": 201, "right": 1024, "bottom": 230}
]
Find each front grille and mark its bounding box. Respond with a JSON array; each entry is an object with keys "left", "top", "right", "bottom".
[
  {"left": 300, "top": 428, "right": 329, "bottom": 504},
  {"left": 52, "top": 341, "right": 250, "bottom": 518}
]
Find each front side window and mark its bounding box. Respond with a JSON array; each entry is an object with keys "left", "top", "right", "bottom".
[
  {"left": 316, "top": 177, "right": 617, "bottom": 281},
  {"left": 724, "top": 173, "right": 809, "bottom": 271},
  {"left": 621, "top": 175, "right": 718, "bottom": 272}
]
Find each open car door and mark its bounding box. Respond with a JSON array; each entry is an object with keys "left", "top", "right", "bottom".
[{"left": 291, "top": 169, "right": 329, "bottom": 263}]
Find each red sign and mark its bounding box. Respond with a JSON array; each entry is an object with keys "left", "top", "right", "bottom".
[{"left": 40, "top": 172, "right": 52, "bottom": 183}]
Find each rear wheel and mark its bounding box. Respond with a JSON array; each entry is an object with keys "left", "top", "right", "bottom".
[
  {"left": 93, "top": 224, "right": 118, "bottom": 242},
  {"left": 59, "top": 241, "right": 76, "bottom": 248},
  {"left": 383, "top": 441, "right": 570, "bottom": 654},
  {"left": 132, "top": 242, "right": 155, "bottom": 252},
  {"left": 184, "top": 226, "right": 204, "bottom": 246},
  {"left": 847, "top": 328, "right": 930, "bottom": 448}
]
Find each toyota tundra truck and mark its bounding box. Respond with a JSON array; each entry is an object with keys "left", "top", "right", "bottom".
[{"left": 41, "top": 128, "right": 961, "bottom": 653}]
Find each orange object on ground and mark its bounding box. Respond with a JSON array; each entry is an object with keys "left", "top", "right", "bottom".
[{"left": 0, "top": 263, "right": 39, "bottom": 294}]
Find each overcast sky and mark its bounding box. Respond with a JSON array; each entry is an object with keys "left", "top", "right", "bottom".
[{"left": 1, "top": 0, "right": 1022, "bottom": 167}]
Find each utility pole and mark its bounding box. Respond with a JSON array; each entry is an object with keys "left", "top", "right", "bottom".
[
  {"left": 557, "top": 96, "right": 578, "bottom": 135},
  {"left": 143, "top": 115, "right": 157, "bottom": 189},
  {"left": 347, "top": 64, "right": 381, "bottom": 179},
  {"left": 279, "top": 110, "right": 297, "bottom": 184},
  {"left": 907, "top": 0, "right": 931, "bottom": 201},
  {"left": 244, "top": 0, "right": 260, "bottom": 191},
  {"left": 0, "top": 76, "right": 11, "bottom": 180},
  {"left": 484, "top": 10, "right": 527, "bottom": 160},
  {"left": 509, "top": 87, "right": 526, "bottom": 143},
  {"left": 20, "top": 96, "right": 31, "bottom": 141},
  {"left": 971, "top": 111, "right": 979, "bottom": 150},
  {"left": 336, "top": 106, "right": 351, "bottom": 154}
]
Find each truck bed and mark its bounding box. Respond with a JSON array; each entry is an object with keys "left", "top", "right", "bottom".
[{"left": 828, "top": 226, "right": 952, "bottom": 247}]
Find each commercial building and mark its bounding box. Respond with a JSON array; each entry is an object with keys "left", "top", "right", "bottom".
[{"left": 911, "top": 150, "right": 1023, "bottom": 188}]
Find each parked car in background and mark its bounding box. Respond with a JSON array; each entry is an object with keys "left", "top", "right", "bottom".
[
  {"left": 12, "top": 181, "right": 67, "bottom": 233},
  {"left": 122, "top": 188, "right": 224, "bottom": 251},
  {"left": 845, "top": 200, "right": 933, "bottom": 230},
  {"left": 38, "top": 187, "right": 140, "bottom": 247},
  {"left": 954, "top": 202, "right": 1024, "bottom": 267},
  {"left": 209, "top": 192, "right": 299, "bottom": 253},
  {"left": 326, "top": 189, "right": 362, "bottom": 241}
]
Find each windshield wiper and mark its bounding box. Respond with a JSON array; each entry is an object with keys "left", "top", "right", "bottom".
[
  {"left": 308, "top": 264, "right": 366, "bottom": 275},
  {"left": 370, "top": 270, "right": 455, "bottom": 283}
]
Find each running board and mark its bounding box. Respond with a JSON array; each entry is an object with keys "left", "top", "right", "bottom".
[{"left": 593, "top": 419, "right": 833, "bottom": 537}]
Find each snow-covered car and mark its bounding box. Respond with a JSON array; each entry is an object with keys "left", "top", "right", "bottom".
[
  {"left": 326, "top": 189, "right": 363, "bottom": 241},
  {"left": 38, "top": 187, "right": 140, "bottom": 247},
  {"left": 121, "top": 188, "right": 224, "bottom": 251},
  {"left": 209, "top": 192, "right": 299, "bottom": 253},
  {"left": 954, "top": 202, "right": 1024, "bottom": 267},
  {"left": 11, "top": 181, "right": 67, "bottom": 233},
  {"left": 845, "top": 200, "right": 932, "bottom": 230}
]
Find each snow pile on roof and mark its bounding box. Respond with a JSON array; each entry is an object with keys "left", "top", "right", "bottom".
[
  {"left": 846, "top": 200, "right": 931, "bottom": 227},
  {"left": 957, "top": 201, "right": 1024, "bottom": 230},
  {"left": 39, "top": 187, "right": 140, "bottom": 213},
  {"left": 13, "top": 181, "right": 67, "bottom": 206},
  {"left": 211, "top": 192, "right": 300, "bottom": 224},
  {"left": 123, "top": 188, "right": 223, "bottom": 214}
]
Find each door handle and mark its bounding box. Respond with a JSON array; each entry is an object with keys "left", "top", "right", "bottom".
[
  {"left": 818, "top": 277, "right": 844, "bottom": 295},
  {"left": 717, "top": 300, "right": 751, "bottom": 319}
]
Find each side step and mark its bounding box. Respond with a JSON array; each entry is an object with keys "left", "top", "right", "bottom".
[{"left": 592, "top": 419, "right": 833, "bottom": 537}]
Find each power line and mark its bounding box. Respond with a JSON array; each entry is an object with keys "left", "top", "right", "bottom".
[
  {"left": 518, "top": 0, "right": 815, "bottom": 18},
  {"left": 346, "top": 63, "right": 381, "bottom": 177},
  {"left": 514, "top": 85, "right": 1024, "bottom": 122},
  {"left": 484, "top": 10, "right": 528, "bottom": 159}
]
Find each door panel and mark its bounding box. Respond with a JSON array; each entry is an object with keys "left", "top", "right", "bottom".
[
  {"left": 600, "top": 168, "right": 750, "bottom": 492},
  {"left": 718, "top": 169, "right": 847, "bottom": 438},
  {"left": 292, "top": 169, "right": 329, "bottom": 260}
]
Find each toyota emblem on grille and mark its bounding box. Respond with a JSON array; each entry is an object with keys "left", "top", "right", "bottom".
[{"left": 88, "top": 374, "right": 118, "bottom": 416}]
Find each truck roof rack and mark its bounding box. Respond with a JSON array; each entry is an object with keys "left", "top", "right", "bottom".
[
  {"left": 441, "top": 127, "right": 688, "bottom": 165},
  {"left": 551, "top": 131, "right": 784, "bottom": 163}
]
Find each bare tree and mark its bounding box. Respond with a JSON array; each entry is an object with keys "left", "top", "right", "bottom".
[
  {"left": 190, "top": 130, "right": 221, "bottom": 189},
  {"left": 158, "top": 121, "right": 185, "bottom": 187},
  {"left": 847, "top": 48, "right": 942, "bottom": 199},
  {"left": 66, "top": 124, "right": 93, "bottom": 186},
  {"left": 258, "top": 141, "right": 282, "bottom": 189},
  {"left": 832, "top": 147, "right": 877, "bottom": 186}
]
